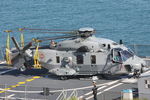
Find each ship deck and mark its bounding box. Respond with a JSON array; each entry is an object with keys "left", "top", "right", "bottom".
[{"left": 0, "top": 64, "right": 138, "bottom": 100}]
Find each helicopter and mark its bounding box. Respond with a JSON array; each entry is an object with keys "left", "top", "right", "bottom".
[{"left": 7, "top": 27, "right": 147, "bottom": 79}]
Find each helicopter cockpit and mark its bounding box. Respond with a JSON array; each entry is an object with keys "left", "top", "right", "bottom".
[{"left": 112, "top": 48, "right": 134, "bottom": 63}]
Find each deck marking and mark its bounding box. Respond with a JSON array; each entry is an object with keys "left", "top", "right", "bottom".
[
  {"left": 26, "top": 78, "right": 35, "bottom": 82},
  {"left": 11, "top": 85, "right": 17, "bottom": 88},
  {"left": 0, "top": 91, "right": 5, "bottom": 93},
  {"left": 79, "top": 79, "right": 120, "bottom": 99},
  {"left": 84, "top": 86, "right": 107, "bottom": 96},
  {"left": 18, "top": 82, "right": 26, "bottom": 84},
  {"left": 85, "top": 83, "right": 123, "bottom": 100},
  {"left": 0, "top": 78, "right": 124, "bottom": 95},
  {"left": 0, "top": 76, "right": 41, "bottom": 94},
  {"left": 6, "top": 94, "right": 15, "bottom": 98},
  {"left": 50, "top": 80, "right": 121, "bottom": 93},
  {"left": 4, "top": 88, "right": 11, "bottom": 90},
  {"left": 0, "top": 79, "right": 120, "bottom": 94},
  {"left": 0, "top": 96, "right": 45, "bottom": 100},
  {"left": 0, "top": 69, "right": 16, "bottom": 75},
  {"left": 98, "top": 83, "right": 123, "bottom": 94},
  {"left": 15, "top": 84, "right": 20, "bottom": 87},
  {"left": 32, "top": 76, "right": 41, "bottom": 79}
]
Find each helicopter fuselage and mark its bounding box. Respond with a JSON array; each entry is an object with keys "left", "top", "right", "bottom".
[
  {"left": 9, "top": 28, "right": 147, "bottom": 78},
  {"left": 28, "top": 36, "right": 146, "bottom": 77}
]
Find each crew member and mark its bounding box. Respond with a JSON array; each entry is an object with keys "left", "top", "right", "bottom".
[
  {"left": 92, "top": 81, "right": 98, "bottom": 100},
  {"left": 50, "top": 40, "right": 56, "bottom": 48}
]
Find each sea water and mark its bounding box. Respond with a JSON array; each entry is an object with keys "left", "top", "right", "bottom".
[{"left": 0, "top": 0, "right": 150, "bottom": 57}]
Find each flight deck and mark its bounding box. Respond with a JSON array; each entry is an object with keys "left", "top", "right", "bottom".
[{"left": 0, "top": 64, "right": 138, "bottom": 100}]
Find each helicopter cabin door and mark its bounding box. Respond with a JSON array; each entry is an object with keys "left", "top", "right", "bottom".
[
  {"left": 75, "top": 53, "right": 93, "bottom": 75},
  {"left": 90, "top": 55, "right": 97, "bottom": 74},
  {"left": 108, "top": 48, "right": 124, "bottom": 74}
]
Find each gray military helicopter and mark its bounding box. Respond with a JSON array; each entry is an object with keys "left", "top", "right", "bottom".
[{"left": 9, "top": 27, "right": 147, "bottom": 79}]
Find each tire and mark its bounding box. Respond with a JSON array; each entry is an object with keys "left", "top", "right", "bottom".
[
  {"left": 60, "top": 76, "right": 68, "bottom": 80},
  {"left": 19, "top": 65, "right": 26, "bottom": 72}
]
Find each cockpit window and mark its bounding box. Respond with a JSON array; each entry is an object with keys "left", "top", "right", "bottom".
[
  {"left": 112, "top": 48, "right": 134, "bottom": 62},
  {"left": 113, "top": 49, "right": 122, "bottom": 63},
  {"left": 121, "top": 50, "right": 133, "bottom": 58},
  {"left": 127, "top": 49, "right": 134, "bottom": 55},
  {"left": 121, "top": 50, "right": 134, "bottom": 61},
  {"left": 112, "top": 42, "right": 118, "bottom": 45}
]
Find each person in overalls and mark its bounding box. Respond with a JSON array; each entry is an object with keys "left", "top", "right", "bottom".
[{"left": 92, "top": 81, "right": 98, "bottom": 100}]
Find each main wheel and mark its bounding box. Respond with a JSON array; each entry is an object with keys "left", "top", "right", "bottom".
[
  {"left": 60, "top": 76, "right": 68, "bottom": 80},
  {"left": 19, "top": 65, "right": 26, "bottom": 72}
]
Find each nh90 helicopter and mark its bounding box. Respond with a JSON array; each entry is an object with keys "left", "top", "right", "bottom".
[{"left": 7, "top": 27, "right": 147, "bottom": 79}]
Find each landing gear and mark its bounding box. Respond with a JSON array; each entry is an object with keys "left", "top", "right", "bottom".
[
  {"left": 101, "top": 74, "right": 110, "bottom": 79},
  {"left": 19, "top": 65, "right": 26, "bottom": 72},
  {"left": 60, "top": 76, "right": 68, "bottom": 80},
  {"left": 133, "top": 69, "right": 140, "bottom": 79}
]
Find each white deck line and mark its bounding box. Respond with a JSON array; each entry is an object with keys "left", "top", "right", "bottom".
[
  {"left": 85, "top": 83, "right": 123, "bottom": 100},
  {"left": 0, "top": 96, "right": 45, "bottom": 100},
  {"left": 0, "top": 80, "right": 121, "bottom": 93},
  {"left": 79, "top": 80, "right": 120, "bottom": 99},
  {"left": 0, "top": 69, "right": 16, "bottom": 75},
  {"left": 6, "top": 94, "right": 15, "bottom": 98}
]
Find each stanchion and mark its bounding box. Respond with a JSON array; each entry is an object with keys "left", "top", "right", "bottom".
[
  {"left": 33, "top": 43, "right": 41, "bottom": 69},
  {"left": 4, "top": 30, "right": 12, "bottom": 65},
  {"left": 19, "top": 28, "right": 24, "bottom": 47}
]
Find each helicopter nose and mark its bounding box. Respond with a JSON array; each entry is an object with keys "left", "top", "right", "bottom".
[
  {"left": 132, "top": 63, "right": 141, "bottom": 69},
  {"left": 132, "top": 62, "right": 149, "bottom": 73},
  {"left": 141, "top": 63, "right": 150, "bottom": 72}
]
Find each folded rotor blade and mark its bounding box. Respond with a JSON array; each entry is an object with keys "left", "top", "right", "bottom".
[
  {"left": 36, "top": 35, "right": 77, "bottom": 42},
  {"left": 22, "top": 42, "right": 32, "bottom": 52},
  {"left": 11, "top": 37, "right": 21, "bottom": 52},
  {"left": 24, "top": 28, "right": 75, "bottom": 31},
  {"left": 29, "top": 31, "right": 77, "bottom": 34}
]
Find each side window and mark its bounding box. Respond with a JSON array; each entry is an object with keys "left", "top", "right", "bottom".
[
  {"left": 91, "top": 55, "right": 96, "bottom": 64},
  {"left": 76, "top": 55, "right": 83, "bottom": 64},
  {"left": 56, "top": 56, "right": 60, "bottom": 63},
  {"left": 113, "top": 50, "right": 122, "bottom": 63}
]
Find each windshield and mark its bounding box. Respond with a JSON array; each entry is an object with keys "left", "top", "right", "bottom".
[
  {"left": 112, "top": 48, "right": 134, "bottom": 62},
  {"left": 127, "top": 48, "right": 134, "bottom": 55},
  {"left": 121, "top": 50, "right": 134, "bottom": 61}
]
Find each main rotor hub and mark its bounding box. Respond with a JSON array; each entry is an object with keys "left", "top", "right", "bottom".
[
  {"left": 79, "top": 27, "right": 95, "bottom": 32},
  {"left": 78, "top": 27, "right": 95, "bottom": 37}
]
